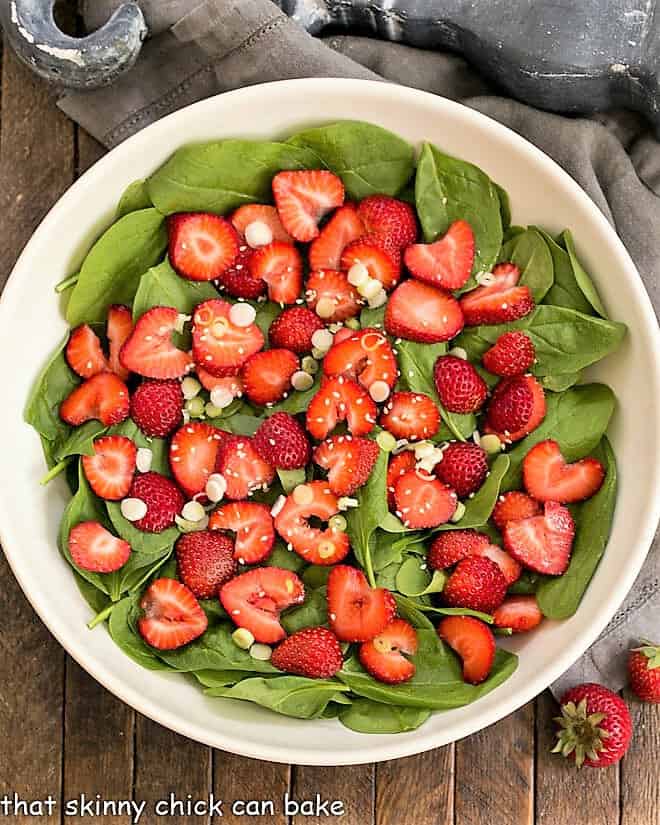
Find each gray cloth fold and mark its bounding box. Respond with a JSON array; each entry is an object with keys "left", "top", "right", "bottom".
[{"left": 60, "top": 0, "right": 659, "bottom": 699}]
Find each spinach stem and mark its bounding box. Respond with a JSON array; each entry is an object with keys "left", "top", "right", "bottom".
[
  {"left": 87, "top": 602, "right": 117, "bottom": 630},
  {"left": 364, "top": 547, "right": 376, "bottom": 589},
  {"left": 54, "top": 273, "right": 79, "bottom": 293},
  {"left": 39, "top": 458, "right": 71, "bottom": 486}
]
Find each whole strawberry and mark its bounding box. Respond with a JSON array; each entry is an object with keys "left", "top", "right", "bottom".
[
  {"left": 433, "top": 355, "right": 488, "bottom": 414},
  {"left": 128, "top": 472, "right": 184, "bottom": 533},
  {"left": 268, "top": 306, "right": 325, "bottom": 354},
  {"left": 442, "top": 555, "right": 507, "bottom": 613},
  {"left": 554, "top": 683, "right": 633, "bottom": 767},
  {"left": 482, "top": 331, "right": 536, "bottom": 376},
  {"left": 271, "top": 626, "right": 344, "bottom": 678},
  {"left": 176, "top": 531, "right": 237, "bottom": 599},
  {"left": 435, "top": 441, "right": 488, "bottom": 497},
  {"left": 628, "top": 641, "right": 660, "bottom": 703},
  {"left": 130, "top": 379, "right": 183, "bottom": 437},
  {"left": 253, "top": 412, "right": 311, "bottom": 469}
]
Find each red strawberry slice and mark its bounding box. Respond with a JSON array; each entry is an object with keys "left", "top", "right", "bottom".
[
  {"left": 523, "top": 439, "right": 605, "bottom": 503},
  {"left": 82, "top": 435, "right": 137, "bottom": 501},
  {"left": 379, "top": 392, "right": 440, "bottom": 441},
  {"left": 309, "top": 203, "right": 365, "bottom": 270},
  {"left": 327, "top": 565, "right": 396, "bottom": 642},
  {"left": 385, "top": 280, "right": 464, "bottom": 343},
  {"left": 192, "top": 299, "right": 264, "bottom": 377},
  {"left": 482, "top": 330, "right": 535, "bottom": 377},
  {"left": 393, "top": 469, "right": 457, "bottom": 528},
  {"left": 460, "top": 262, "right": 535, "bottom": 326},
  {"left": 323, "top": 328, "right": 398, "bottom": 391},
  {"left": 66, "top": 324, "right": 109, "bottom": 379},
  {"left": 220, "top": 568, "right": 305, "bottom": 644},
  {"left": 272, "top": 170, "right": 344, "bottom": 242},
  {"left": 60, "top": 372, "right": 130, "bottom": 427},
  {"left": 68, "top": 521, "right": 130, "bottom": 573},
  {"left": 217, "top": 244, "right": 266, "bottom": 300},
  {"left": 169, "top": 422, "right": 228, "bottom": 498},
  {"left": 313, "top": 434, "right": 380, "bottom": 496},
  {"left": 357, "top": 195, "right": 417, "bottom": 249},
  {"left": 241, "top": 348, "right": 299, "bottom": 406},
  {"left": 175, "top": 531, "right": 237, "bottom": 599},
  {"left": 168, "top": 213, "right": 239, "bottom": 282},
  {"left": 231, "top": 204, "right": 293, "bottom": 243},
  {"left": 120, "top": 306, "right": 192, "bottom": 379},
  {"left": 248, "top": 241, "right": 303, "bottom": 304},
  {"left": 138, "top": 578, "right": 208, "bottom": 650},
  {"left": 196, "top": 368, "right": 243, "bottom": 397},
  {"left": 340, "top": 236, "right": 401, "bottom": 291},
  {"left": 271, "top": 626, "right": 344, "bottom": 679},
  {"left": 107, "top": 304, "right": 133, "bottom": 380},
  {"left": 433, "top": 354, "right": 488, "bottom": 414},
  {"left": 305, "top": 376, "right": 377, "bottom": 440},
  {"left": 273, "top": 481, "right": 350, "bottom": 565},
  {"left": 493, "top": 595, "right": 543, "bottom": 633},
  {"left": 437, "top": 615, "right": 496, "bottom": 684},
  {"left": 216, "top": 435, "right": 275, "bottom": 500},
  {"left": 442, "top": 555, "right": 508, "bottom": 613},
  {"left": 474, "top": 543, "right": 522, "bottom": 586},
  {"left": 484, "top": 375, "right": 546, "bottom": 443},
  {"left": 209, "top": 501, "right": 275, "bottom": 564},
  {"left": 492, "top": 491, "right": 542, "bottom": 532},
  {"left": 503, "top": 501, "right": 575, "bottom": 575},
  {"left": 359, "top": 618, "right": 418, "bottom": 684},
  {"left": 306, "top": 270, "right": 361, "bottom": 322},
  {"left": 386, "top": 450, "right": 416, "bottom": 509},
  {"left": 404, "top": 220, "right": 475, "bottom": 290},
  {"left": 435, "top": 441, "right": 488, "bottom": 498}
]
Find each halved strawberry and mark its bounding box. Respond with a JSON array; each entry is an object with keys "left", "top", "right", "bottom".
[
  {"left": 248, "top": 241, "right": 303, "bottom": 304},
  {"left": 393, "top": 469, "right": 457, "bottom": 528},
  {"left": 523, "top": 439, "right": 605, "bottom": 503},
  {"left": 231, "top": 204, "right": 293, "bottom": 243},
  {"left": 107, "top": 304, "right": 133, "bottom": 380},
  {"left": 120, "top": 306, "right": 192, "bottom": 379},
  {"left": 386, "top": 450, "right": 416, "bottom": 509},
  {"left": 138, "top": 578, "right": 208, "bottom": 650},
  {"left": 323, "top": 328, "right": 398, "bottom": 391},
  {"left": 196, "top": 368, "right": 243, "bottom": 397},
  {"left": 82, "top": 435, "right": 137, "bottom": 501},
  {"left": 384, "top": 280, "right": 464, "bottom": 343},
  {"left": 68, "top": 521, "right": 130, "bottom": 573},
  {"left": 272, "top": 170, "right": 344, "bottom": 242},
  {"left": 273, "top": 481, "right": 350, "bottom": 565},
  {"left": 340, "top": 236, "right": 401, "bottom": 290},
  {"left": 168, "top": 213, "right": 239, "bottom": 281},
  {"left": 493, "top": 595, "right": 543, "bottom": 633},
  {"left": 503, "top": 501, "right": 575, "bottom": 575},
  {"left": 484, "top": 375, "right": 546, "bottom": 443},
  {"left": 217, "top": 244, "right": 266, "bottom": 300},
  {"left": 220, "top": 568, "right": 305, "bottom": 644},
  {"left": 313, "top": 434, "right": 380, "bottom": 496},
  {"left": 306, "top": 270, "right": 361, "bottom": 322},
  {"left": 357, "top": 196, "right": 417, "bottom": 249},
  {"left": 169, "top": 422, "right": 228, "bottom": 498},
  {"left": 305, "top": 376, "right": 377, "bottom": 440},
  {"left": 379, "top": 392, "right": 440, "bottom": 441},
  {"left": 404, "top": 220, "right": 475, "bottom": 290},
  {"left": 216, "top": 435, "right": 275, "bottom": 500},
  {"left": 66, "top": 325, "right": 108, "bottom": 379},
  {"left": 460, "top": 262, "right": 534, "bottom": 326},
  {"left": 209, "top": 501, "right": 275, "bottom": 564},
  {"left": 359, "top": 618, "right": 418, "bottom": 684},
  {"left": 241, "top": 348, "right": 299, "bottom": 406},
  {"left": 60, "top": 372, "right": 129, "bottom": 427},
  {"left": 437, "top": 615, "right": 495, "bottom": 684},
  {"left": 492, "top": 491, "right": 542, "bottom": 532},
  {"left": 309, "top": 203, "right": 365, "bottom": 270},
  {"left": 192, "top": 299, "right": 264, "bottom": 377},
  {"left": 327, "top": 565, "right": 396, "bottom": 642}
]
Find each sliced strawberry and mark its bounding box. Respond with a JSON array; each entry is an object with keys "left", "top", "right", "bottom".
[
  {"left": 503, "top": 501, "right": 575, "bottom": 575},
  {"left": 138, "top": 578, "right": 208, "bottom": 650},
  {"left": 271, "top": 626, "right": 344, "bottom": 679},
  {"left": 175, "top": 531, "right": 237, "bottom": 599},
  {"left": 306, "top": 270, "right": 361, "bottom": 323},
  {"left": 220, "top": 568, "right": 305, "bottom": 644},
  {"left": 340, "top": 236, "right": 401, "bottom": 290},
  {"left": 309, "top": 203, "right": 365, "bottom": 270},
  {"left": 493, "top": 595, "right": 543, "bottom": 633},
  {"left": 523, "top": 439, "right": 605, "bottom": 503},
  {"left": 357, "top": 196, "right": 417, "bottom": 249},
  {"left": 482, "top": 330, "right": 536, "bottom": 377},
  {"left": 272, "top": 170, "right": 344, "bottom": 242},
  {"left": 168, "top": 213, "right": 239, "bottom": 281},
  {"left": 107, "top": 304, "right": 133, "bottom": 380},
  {"left": 231, "top": 204, "right": 293, "bottom": 243},
  {"left": 216, "top": 435, "right": 275, "bottom": 500},
  {"left": 393, "top": 469, "right": 457, "bottom": 528},
  {"left": 192, "top": 299, "right": 264, "bottom": 377},
  {"left": 68, "top": 521, "right": 130, "bottom": 573},
  {"left": 442, "top": 555, "right": 508, "bottom": 613},
  {"left": 241, "top": 348, "right": 299, "bottom": 406},
  {"left": 66, "top": 324, "right": 108, "bottom": 379},
  {"left": 169, "top": 422, "right": 228, "bottom": 498},
  {"left": 386, "top": 450, "right": 416, "bottom": 509},
  {"left": 379, "top": 392, "right": 440, "bottom": 441},
  {"left": 492, "top": 491, "right": 542, "bottom": 532},
  {"left": 323, "top": 328, "right": 398, "bottom": 391},
  {"left": 305, "top": 376, "right": 377, "bottom": 440},
  {"left": 209, "top": 501, "right": 275, "bottom": 564},
  {"left": 248, "top": 241, "right": 303, "bottom": 304},
  {"left": 327, "top": 565, "right": 396, "bottom": 642},
  {"left": 404, "top": 220, "right": 475, "bottom": 290},
  {"left": 313, "top": 434, "right": 380, "bottom": 496},
  {"left": 359, "top": 618, "right": 418, "bottom": 684},
  {"left": 460, "top": 262, "right": 534, "bottom": 326},
  {"left": 484, "top": 375, "right": 546, "bottom": 443},
  {"left": 82, "top": 435, "right": 137, "bottom": 501},
  {"left": 384, "top": 280, "right": 464, "bottom": 343},
  {"left": 60, "top": 372, "right": 129, "bottom": 427},
  {"left": 437, "top": 615, "right": 496, "bottom": 684},
  {"left": 474, "top": 543, "right": 522, "bottom": 586},
  {"left": 332, "top": 327, "right": 356, "bottom": 346},
  {"left": 268, "top": 306, "right": 325, "bottom": 354},
  {"left": 217, "top": 244, "right": 266, "bottom": 300},
  {"left": 120, "top": 306, "right": 191, "bottom": 379},
  {"left": 196, "top": 368, "right": 243, "bottom": 397},
  {"left": 273, "top": 481, "right": 350, "bottom": 565}
]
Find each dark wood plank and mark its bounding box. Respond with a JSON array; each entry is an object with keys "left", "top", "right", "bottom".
[
  {"left": 376, "top": 746, "right": 454, "bottom": 825},
  {"left": 620, "top": 689, "right": 660, "bottom": 825},
  {"left": 291, "top": 765, "right": 374, "bottom": 825},
  {"left": 455, "top": 703, "right": 534, "bottom": 825},
  {"left": 212, "top": 753, "right": 289, "bottom": 823}
]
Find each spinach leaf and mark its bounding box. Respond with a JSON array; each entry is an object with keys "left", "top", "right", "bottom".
[
  {"left": 360, "top": 304, "right": 386, "bottom": 329},
  {"left": 395, "top": 594, "right": 493, "bottom": 625},
  {"left": 302, "top": 565, "right": 333, "bottom": 590},
  {"left": 224, "top": 413, "right": 261, "bottom": 436},
  {"left": 106, "top": 500, "right": 179, "bottom": 555},
  {"left": 66, "top": 209, "right": 168, "bottom": 326},
  {"left": 558, "top": 229, "right": 608, "bottom": 318},
  {"left": 508, "top": 570, "right": 544, "bottom": 595},
  {"left": 54, "top": 420, "right": 107, "bottom": 461},
  {"left": 192, "top": 669, "right": 254, "bottom": 688},
  {"left": 253, "top": 300, "right": 281, "bottom": 338},
  {"left": 25, "top": 337, "right": 78, "bottom": 447},
  {"left": 132, "top": 259, "right": 217, "bottom": 320},
  {"left": 110, "top": 418, "right": 171, "bottom": 475},
  {"left": 281, "top": 587, "right": 328, "bottom": 634},
  {"left": 541, "top": 372, "right": 582, "bottom": 393},
  {"left": 339, "top": 699, "right": 431, "bottom": 734},
  {"left": 116, "top": 179, "right": 152, "bottom": 218},
  {"left": 499, "top": 227, "right": 553, "bottom": 302},
  {"left": 494, "top": 183, "right": 512, "bottom": 233},
  {"left": 539, "top": 229, "right": 594, "bottom": 315},
  {"left": 345, "top": 444, "right": 388, "bottom": 582},
  {"left": 108, "top": 594, "right": 172, "bottom": 670},
  {"left": 266, "top": 375, "right": 321, "bottom": 416},
  {"left": 264, "top": 542, "right": 307, "bottom": 573},
  {"left": 112, "top": 545, "right": 175, "bottom": 599},
  {"left": 73, "top": 570, "right": 111, "bottom": 615},
  {"left": 288, "top": 121, "right": 415, "bottom": 199},
  {"left": 395, "top": 557, "right": 447, "bottom": 597},
  {"left": 439, "top": 455, "right": 510, "bottom": 532},
  {"left": 156, "top": 623, "right": 278, "bottom": 673}
]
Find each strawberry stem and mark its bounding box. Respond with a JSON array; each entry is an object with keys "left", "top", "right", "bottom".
[
  {"left": 54, "top": 273, "right": 79, "bottom": 294},
  {"left": 39, "top": 458, "right": 72, "bottom": 486},
  {"left": 87, "top": 602, "right": 117, "bottom": 630}
]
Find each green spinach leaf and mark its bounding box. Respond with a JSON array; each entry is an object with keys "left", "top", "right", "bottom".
[
  {"left": 499, "top": 227, "right": 553, "bottom": 302},
  {"left": 54, "top": 420, "right": 107, "bottom": 461},
  {"left": 132, "top": 259, "right": 217, "bottom": 320},
  {"left": 395, "top": 557, "right": 447, "bottom": 597},
  {"left": 116, "top": 179, "right": 152, "bottom": 218},
  {"left": 156, "top": 623, "right": 278, "bottom": 673},
  {"left": 541, "top": 372, "right": 582, "bottom": 393},
  {"left": 345, "top": 445, "right": 388, "bottom": 582},
  {"left": 558, "top": 229, "right": 608, "bottom": 318},
  {"left": 339, "top": 699, "right": 431, "bottom": 734},
  {"left": 539, "top": 229, "right": 594, "bottom": 315},
  {"left": 439, "top": 454, "right": 510, "bottom": 531},
  {"left": 108, "top": 594, "right": 172, "bottom": 670},
  {"left": 281, "top": 588, "right": 328, "bottom": 634},
  {"left": 25, "top": 337, "right": 79, "bottom": 447}
]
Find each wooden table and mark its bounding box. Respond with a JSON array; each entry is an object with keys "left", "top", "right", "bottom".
[{"left": 0, "top": 29, "right": 658, "bottom": 825}]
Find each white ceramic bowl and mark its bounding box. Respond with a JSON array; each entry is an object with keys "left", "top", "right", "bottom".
[{"left": 1, "top": 79, "right": 659, "bottom": 766}]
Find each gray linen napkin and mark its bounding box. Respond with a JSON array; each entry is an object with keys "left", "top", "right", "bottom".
[{"left": 61, "top": 0, "right": 659, "bottom": 699}]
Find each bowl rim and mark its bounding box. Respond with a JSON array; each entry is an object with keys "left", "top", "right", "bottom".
[{"left": 2, "top": 77, "right": 660, "bottom": 765}]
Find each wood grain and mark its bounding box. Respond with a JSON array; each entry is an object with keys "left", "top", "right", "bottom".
[
  {"left": 291, "top": 765, "right": 374, "bottom": 825},
  {"left": 621, "top": 689, "right": 660, "bottom": 825},
  {"left": 212, "top": 753, "right": 290, "bottom": 823},
  {"left": 376, "top": 746, "right": 454, "bottom": 825}
]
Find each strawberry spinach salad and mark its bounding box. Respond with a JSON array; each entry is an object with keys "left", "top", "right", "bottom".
[{"left": 25, "top": 121, "right": 626, "bottom": 735}]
